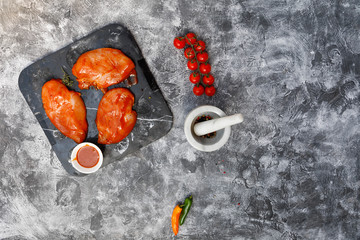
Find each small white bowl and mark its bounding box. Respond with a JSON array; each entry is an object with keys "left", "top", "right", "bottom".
[
  {"left": 70, "top": 142, "right": 103, "bottom": 174},
  {"left": 184, "top": 105, "right": 231, "bottom": 152}
]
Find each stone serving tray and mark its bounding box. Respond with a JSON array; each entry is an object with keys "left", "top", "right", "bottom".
[{"left": 18, "top": 24, "right": 173, "bottom": 176}]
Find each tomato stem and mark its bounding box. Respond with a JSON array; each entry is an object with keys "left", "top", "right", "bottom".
[
  {"left": 185, "top": 35, "right": 208, "bottom": 88},
  {"left": 183, "top": 34, "right": 215, "bottom": 96}
]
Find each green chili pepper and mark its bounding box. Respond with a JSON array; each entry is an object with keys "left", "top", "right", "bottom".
[{"left": 179, "top": 195, "right": 193, "bottom": 225}]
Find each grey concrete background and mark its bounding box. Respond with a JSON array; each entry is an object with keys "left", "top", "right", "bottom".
[{"left": 1, "top": 0, "right": 360, "bottom": 239}]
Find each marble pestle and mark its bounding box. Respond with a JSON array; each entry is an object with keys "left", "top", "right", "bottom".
[{"left": 193, "top": 113, "right": 244, "bottom": 136}]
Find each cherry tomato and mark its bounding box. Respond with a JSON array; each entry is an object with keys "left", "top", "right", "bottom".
[
  {"left": 184, "top": 47, "right": 195, "bottom": 59},
  {"left": 205, "top": 86, "right": 216, "bottom": 96},
  {"left": 193, "top": 84, "right": 204, "bottom": 96},
  {"left": 186, "top": 33, "right": 197, "bottom": 45},
  {"left": 203, "top": 74, "right": 214, "bottom": 85},
  {"left": 197, "top": 52, "right": 208, "bottom": 63},
  {"left": 199, "top": 63, "right": 211, "bottom": 74},
  {"left": 173, "top": 37, "right": 186, "bottom": 49},
  {"left": 189, "top": 72, "right": 200, "bottom": 84},
  {"left": 187, "top": 59, "right": 198, "bottom": 70},
  {"left": 194, "top": 40, "right": 206, "bottom": 51}
]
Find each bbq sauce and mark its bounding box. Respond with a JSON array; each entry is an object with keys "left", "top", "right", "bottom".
[{"left": 76, "top": 145, "right": 99, "bottom": 168}]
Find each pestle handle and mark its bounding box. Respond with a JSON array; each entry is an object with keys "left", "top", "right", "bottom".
[{"left": 194, "top": 113, "right": 244, "bottom": 136}]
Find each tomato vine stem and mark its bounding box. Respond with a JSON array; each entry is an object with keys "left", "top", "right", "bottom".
[
  {"left": 176, "top": 33, "right": 216, "bottom": 96},
  {"left": 185, "top": 35, "right": 207, "bottom": 86}
]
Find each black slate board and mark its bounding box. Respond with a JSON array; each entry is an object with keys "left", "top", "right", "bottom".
[{"left": 18, "top": 24, "right": 173, "bottom": 175}]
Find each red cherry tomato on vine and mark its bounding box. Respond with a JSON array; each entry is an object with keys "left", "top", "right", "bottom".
[
  {"left": 187, "top": 59, "right": 198, "bottom": 70},
  {"left": 205, "top": 86, "right": 216, "bottom": 96},
  {"left": 197, "top": 52, "right": 208, "bottom": 63},
  {"left": 186, "top": 33, "right": 197, "bottom": 45},
  {"left": 173, "top": 37, "right": 186, "bottom": 49},
  {"left": 194, "top": 40, "right": 206, "bottom": 51},
  {"left": 193, "top": 84, "right": 204, "bottom": 96},
  {"left": 199, "top": 63, "right": 211, "bottom": 74},
  {"left": 189, "top": 72, "right": 201, "bottom": 84},
  {"left": 184, "top": 47, "right": 195, "bottom": 59},
  {"left": 203, "top": 74, "right": 214, "bottom": 85}
]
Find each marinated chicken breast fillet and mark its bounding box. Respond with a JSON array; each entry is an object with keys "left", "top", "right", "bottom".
[
  {"left": 96, "top": 88, "right": 137, "bottom": 144},
  {"left": 42, "top": 79, "right": 88, "bottom": 143},
  {"left": 72, "top": 48, "right": 137, "bottom": 93}
]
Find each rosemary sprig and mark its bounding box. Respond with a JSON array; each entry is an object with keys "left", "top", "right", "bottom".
[{"left": 61, "top": 67, "right": 74, "bottom": 87}]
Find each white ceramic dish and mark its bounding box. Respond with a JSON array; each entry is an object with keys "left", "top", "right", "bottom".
[
  {"left": 70, "top": 142, "right": 103, "bottom": 174},
  {"left": 184, "top": 105, "right": 231, "bottom": 152}
]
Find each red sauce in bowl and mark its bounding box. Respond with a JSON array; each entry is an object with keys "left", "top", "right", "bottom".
[{"left": 76, "top": 145, "right": 100, "bottom": 168}]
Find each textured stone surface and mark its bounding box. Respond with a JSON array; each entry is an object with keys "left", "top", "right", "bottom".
[{"left": 1, "top": 0, "right": 360, "bottom": 239}]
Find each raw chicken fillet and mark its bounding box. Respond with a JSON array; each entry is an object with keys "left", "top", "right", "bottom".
[
  {"left": 72, "top": 48, "right": 137, "bottom": 92},
  {"left": 41, "top": 79, "right": 88, "bottom": 143},
  {"left": 96, "top": 88, "right": 137, "bottom": 144}
]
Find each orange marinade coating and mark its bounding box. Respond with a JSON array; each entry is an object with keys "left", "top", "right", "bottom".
[
  {"left": 95, "top": 88, "right": 137, "bottom": 144},
  {"left": 41, "top": 79, "right": 88, "bottom": 143},
  {"left": 72, "top": 48, "right": 136, "bottom": 92}
]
